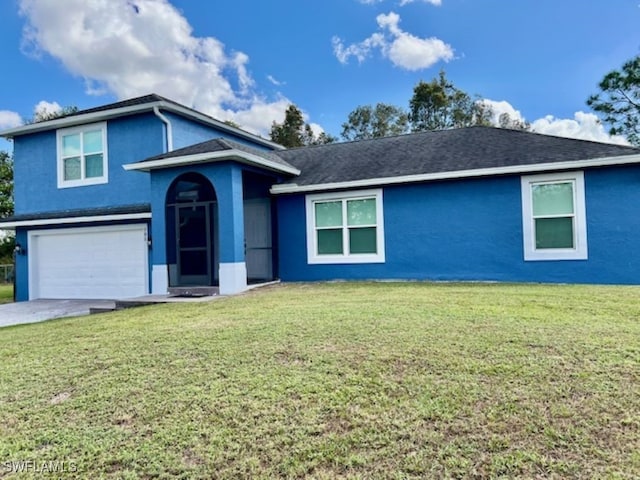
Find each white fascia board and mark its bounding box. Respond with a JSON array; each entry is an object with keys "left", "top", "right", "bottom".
[
  {"left": 270, "top": 153, "right": 640, "bottom": 194},
  {"left": 0, "top": 104, "right": 164, "bottom": 138},
  {"left": 0, "top": 100, "right": 284, "bottom": 151},
  {"left": 123, "top": 149, "right": 301, "bottom": 176},
  {"left": 0, "top": 212, "right": 151, "bottom": 229}
]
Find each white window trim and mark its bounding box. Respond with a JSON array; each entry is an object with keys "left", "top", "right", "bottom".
[
  {"left": 521, "top": 171, "right": 587, "bottom": 261},
  {"left": 306, "top": 189, "right": 385, "bottom": 264},
  {"left": 57, "top": 122, "right": 109, "bottom": 188}
]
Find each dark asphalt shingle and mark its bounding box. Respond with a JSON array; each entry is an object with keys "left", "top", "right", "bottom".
[
  {"left": 274, "top": 127, "right": 640, "bottom": 186},
  {"left": 0, "top": 204, "right": 151, "bottom": 224},
  {"left": 138, "top": 138, "right": 297, "bottom": 171}
]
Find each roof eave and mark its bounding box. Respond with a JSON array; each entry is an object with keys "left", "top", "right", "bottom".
[
  {"left": 0, "top": 212, "right": 151, "bottom": 230},
  {"left": 0, "top": 100, "right": 285, "bottom": 151},
  {"left": 123, "top": 149, "right": 301, "bottom": 176},
  {"left": 270, "top": 153, "right": 640, "bottom": 194}
]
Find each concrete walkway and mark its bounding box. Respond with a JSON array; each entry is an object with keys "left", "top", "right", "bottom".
[
  {"left": 0, "top": 299, "right": 117, "bottom": 328},
  {"left": 0, "top": 294, "right": 224, "bottom": 329},
  {"left": 0, "top": 281, "right": 277, "bottom": 329}
]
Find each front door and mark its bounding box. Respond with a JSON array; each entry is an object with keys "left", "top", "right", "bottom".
[
  {"left": 176, "top": 204, "right": 211, "bottom": 285},
  {"left": 244, "top": 198, "right": 273, "bottom": 282}
]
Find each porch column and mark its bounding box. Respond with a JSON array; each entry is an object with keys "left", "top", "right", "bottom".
[{"left": 214, "top": 164, "right": 247, "bottom": 295}]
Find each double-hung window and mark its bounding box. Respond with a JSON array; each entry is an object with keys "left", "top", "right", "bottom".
[
  {"left": 306, "top": 189, "right": 385, "bottom": 264},
  {"left": 521, "top": 171, "right": 587, "bottom": 260},
  {"left": 57, "top": 122, "right": 108, "bottom": 188}
]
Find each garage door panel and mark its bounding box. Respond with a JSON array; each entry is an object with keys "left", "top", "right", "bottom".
[{"left": 30, "top": 225, "right": 148, "bottom": 300}]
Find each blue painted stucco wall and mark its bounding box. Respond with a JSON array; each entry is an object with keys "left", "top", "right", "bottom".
[
  {"left": 13, "top": 228, "right": 28, "bottom": 301},
  {"left": 13, "top": 113, "right": 163, "bottom": 215},
  {"left": 166, "top": 112, "right": 276, "bottom": 152},
  {"left": 277, "top": 165, "right": 640, "bottom": 285}
]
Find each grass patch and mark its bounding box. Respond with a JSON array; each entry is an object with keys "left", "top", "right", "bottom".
[
  {"left": 0, "top": 282, "right": 639, "bottom": 478},
  {"left": 0, "top": 283, "right": 12, "bottom": 304}
]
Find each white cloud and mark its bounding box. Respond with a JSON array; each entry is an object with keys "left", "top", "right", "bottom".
[
  {"left": 478, "top": 99, "right": 526, "bottom": 125},
  {"left": 266, "top": 75, "right": 285, "bottom": 87},
  {"left": 18, "top": 0, "right": 294, "bottom": 136},
  {"left": 33, "top": 100, "right": 61, "bottom": 119},
  {"left": 0, "top": 111, "right": 22, "bottom": 130},
  {"left": 481, "top": 98, "right": 629, "bottom": 145},
  {"left": 225, "top": 97, "right": 292, "bottom": 136},
  {"left": 358, "top": 0, "right": 442, "bottom": 5},
  {"left": 531, "top": 112, "right": 630, "bottom": 145},
  {"left": 399, "top": 0, "right": 442, "bottom": 5},
  {"left": 333, "top": 11, "right": 453, "bottom": 70}
]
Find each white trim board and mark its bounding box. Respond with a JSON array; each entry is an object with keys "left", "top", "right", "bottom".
[
  {"left": 270, "top": 154, "right": 640, "bottom": 194},
  {"left": 0, "top": 212, "right": 151, "bottom": 229},
  {"left": 123, "top": 149, "right": 300, "bottom": 176}
]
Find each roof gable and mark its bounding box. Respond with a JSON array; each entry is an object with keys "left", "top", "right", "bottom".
[{"left": 124, "top": 137, "right": 299, "bottom": 175}]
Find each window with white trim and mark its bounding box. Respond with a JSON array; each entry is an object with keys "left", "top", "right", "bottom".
[
  {"left": 306, "top": 189, "right": 385, "bottom": 264},
  {"left": 521, "top": 171, "right": 587, "bottom": 261},
  {"left": 57, "top": 122, "right": 108, "bottom": 188}
]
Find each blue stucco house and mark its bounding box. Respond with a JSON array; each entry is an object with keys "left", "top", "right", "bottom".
[{"left": 1, "top": 94, "right": 639, "bottom": 301}]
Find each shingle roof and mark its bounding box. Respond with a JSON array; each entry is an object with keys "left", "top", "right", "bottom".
[
  {"left": 55, "top": 94, "right": 169, "bottom": 119},
  {"left": 275, "top": 127, "right": 640, "bottom": 186},
  {"left": 136, "top": 137, "right": 297, "bottom": 172},
  {"left": 0, "top": 204, "right": 150, "bottom": 224}
]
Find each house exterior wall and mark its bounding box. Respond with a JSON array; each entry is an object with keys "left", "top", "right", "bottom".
[
  {"left": 277, "top": 165, "right": 640, "bottom": 285},
  {"left": 166, "top": 113, "right": 275, "bottom": 151},
  {"left": 13, "top": 113, "right": 163, "bottom": 215}
]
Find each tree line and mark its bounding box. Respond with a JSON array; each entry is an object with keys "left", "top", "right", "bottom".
[{"left": 271, "top": 57, "right": 640, "bottom": 148}]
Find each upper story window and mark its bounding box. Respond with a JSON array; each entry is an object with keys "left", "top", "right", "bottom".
[
  {"left": 521, "top": 171, "right": 588, "bottom": 261},
  {"left": 305, "top": 189, "right": 385, "bottom": 264},
  {"left": 57, "top": 122, "right": 108, "bottom": 188}
]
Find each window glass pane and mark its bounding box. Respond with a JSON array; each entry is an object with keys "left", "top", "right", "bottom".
[
  {"left": 317, "top": 229, "right": 343, "bottom": 254},
  {"left": 62, "top": 134, "right": 81, "bottom": 158},
  {"left": 315, "top": 201, "right": 342, "bottom": 227},
  {"left": 63, "top": 157, "right": 81, "bottom": 181},
  {"left": 532, "top": 182, "right": 574, "bottom": 216},
  {"left": 349, "top": 227, "right": 377, "bottom": 254},
  {"left": 83, "top": 130, "right": 103, "bottom": 153},
  {"left": 535, "top": 217, "right": 574, "bottom": 249},
  {"left": 85, "top": 154, "right": 104, "bottom": 178},
  {"left": 347, "top": 198, "right": 376, "bottom": 226}
]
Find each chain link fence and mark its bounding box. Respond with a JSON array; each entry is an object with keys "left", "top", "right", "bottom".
[{"left": 1, "top": 264, "right": 14, "bottom": 283}]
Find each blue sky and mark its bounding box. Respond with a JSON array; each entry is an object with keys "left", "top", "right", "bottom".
[{"left": 0, "top": 0, "right": 639, "bottom": 152}]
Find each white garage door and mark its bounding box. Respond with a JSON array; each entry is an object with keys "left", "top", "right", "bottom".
[{"left": 29, "top": 225, "right": 149, "bottom": 300}]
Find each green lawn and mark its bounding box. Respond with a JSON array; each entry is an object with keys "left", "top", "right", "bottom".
[
  {"left": 0, "top": 283, "right": 12, "bottom": 304},
  {"left": 0, "top": 282, "right": 639, "bottom": 479}
]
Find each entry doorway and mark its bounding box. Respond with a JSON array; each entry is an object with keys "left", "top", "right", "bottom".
[
  {"left": 176, "top": 203, "right": 211, "bottom": 285},
  {"left": 166, "top": 173, "right": 217, "bottom": 287}
]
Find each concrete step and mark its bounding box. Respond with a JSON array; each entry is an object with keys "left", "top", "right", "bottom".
[
  {"left": 89, "top": 300, "right": 156, "bottom": 315},
  {"left": 168, "top": 286, "right": 219, "bottom": 297}
]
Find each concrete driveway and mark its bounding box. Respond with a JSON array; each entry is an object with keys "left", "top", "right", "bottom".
[{"left": 0, "top": 299, "right": 116, "bottom": 328}]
